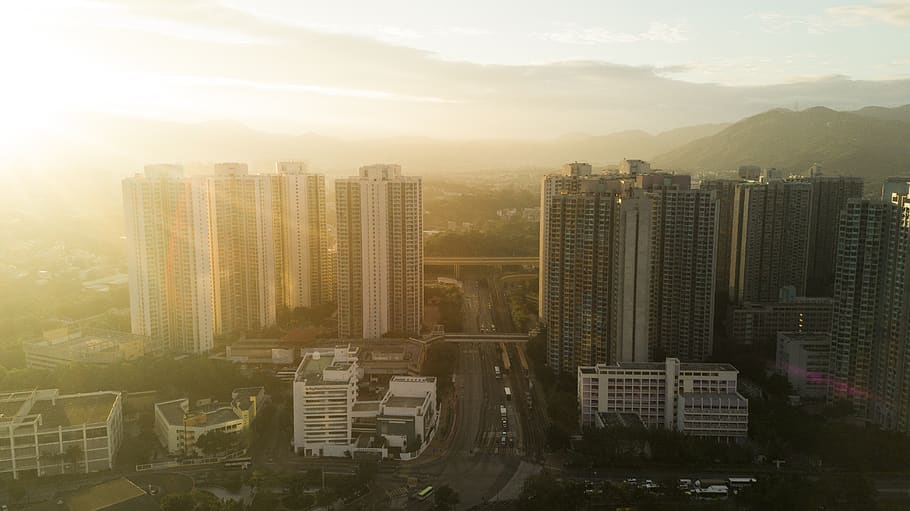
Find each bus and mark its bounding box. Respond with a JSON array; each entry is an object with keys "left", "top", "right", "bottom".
[
  {"left": 694, "top": 485, "right": 728, "bottom": 499},
  {"left": 494, "top": 366, "right": 501, "bottom": 379},
  {"left": 415, "top": 486, "right": 434, "bottom": 500},
  {"left": 727, "top": 477, "right": 757, "bottom": 489},
  {"left": 504, "top": 387, "right": 512, "bottom": 401}
]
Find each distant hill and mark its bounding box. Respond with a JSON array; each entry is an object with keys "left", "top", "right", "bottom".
[
  {"left": 5, "top": 113, "right": 729, "bottom": 178},
  {"left": 653, "top": 106, "right": 910, "bottom": 183},
  {"left": 852, "top": 104, "right": 910, "bottom": 124}
]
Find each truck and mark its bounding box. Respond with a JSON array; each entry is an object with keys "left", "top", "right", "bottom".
[
  {"left": 494, "top": 366, "right": 501, "bottom": 379},
  {"left": 504, "top": 387, "right": 512, "bottom": 401},
  {"left": 500, "top": 405, "right": 507, "bottom": 418}
]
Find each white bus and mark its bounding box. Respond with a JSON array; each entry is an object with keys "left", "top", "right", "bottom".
[
  {"left": 727, "top": 477, "right": 757, "bottom": 489},
  {"left": 695, "top": 485, "right": 728, "bottom": 499},
  {"left": 494, "top": 366, "right": 501, "bottom": 379},
  {"left": 504, "top": 387, "right": 512, "bottom": 400}
]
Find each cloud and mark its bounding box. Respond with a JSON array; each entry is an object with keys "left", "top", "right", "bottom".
[
  {"left": 25, "top": 0, "right": 910, "bottom": 138},
  {"left": 164, "top": 74, "right": 459, "bottom": 103},
  {"left": 72, "top": 0, "right": 276, "bottom": 45},
  {"left": 754, "top": 1, "right": 910, "bottom": 34},
  {"left": 827, "top": 0, "right": 910, "bottom": 26},
  {"left": 537, "top": 21, "right": 689, "bottom": 45}
]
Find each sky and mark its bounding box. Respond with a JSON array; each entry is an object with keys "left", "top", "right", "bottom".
[{"left": 0, "top": 0, "right": 908, "bottom": 142}]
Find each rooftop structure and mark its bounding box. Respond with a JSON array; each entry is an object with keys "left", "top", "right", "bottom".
[
  {"left": 0, "top": 389, "right": 123, "bottom": 478},
  {"left": 293, "top": 348, "right": 438, "bottom": 459},
  {"left": 24, "top": 327, "right": 153, "bottom": 370},
  {"left": 154, "top": 386, "right": 265, "bottom": 455}
]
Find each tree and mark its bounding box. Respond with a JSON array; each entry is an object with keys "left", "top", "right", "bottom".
[
  {"left": 160, "top": 494, "right": 195, "bottom": 511},
  {"left": 355, "top": 461, "right": 378, "bottom": 486},
  {"left": 422, "top": 342, "right": 458, "bottom": 396},
  {"left": 517, "top": 472, "right": 583, "bottom": 511},
  {"left": 195, "top": 429, "right": 235, "bottom": 456},
  {"left": 432, "top": 485, "right": 460, "bottom": 511}
]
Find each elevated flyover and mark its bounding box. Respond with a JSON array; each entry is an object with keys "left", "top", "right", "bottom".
[
  {"left": 424, "top": 256, "right": 538, "bottom": 266},
  {"left": 444, "top": 333, "right": 529, "bottom": 343},
  {"left": 424, "top": 256, "right": 538, "bottom": 277}
]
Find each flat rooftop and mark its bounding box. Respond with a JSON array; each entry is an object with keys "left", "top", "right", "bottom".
[
  {"left": 0, "top": 391, "right": 118, "bottom": 428},
  {"left": 352, "top": 401, "right": 381, "bottom": 413},
  {"left": 157, "top": 399, "right": 241, "bottom": 427},
  {"left": 680, "top": 363, "right": 737, "bottom": 372},
  {"left": 64, "top": 477, "right": 150, "bottom": 511},
  {"left": 295, "top": 350, "right": 356, "bottom": 385},
  {"left": 582, "top": 361, "right": 737, "bottom": 374},
  {"left": 156, "top": 400, "right": 187, "bottom": 426},
  {"left": 26, "top": 328, "right": 147, "bottom": 352},
  {"left": 232, "top": 387, "right": 263, "bottom": 411},
  {"left": 385, "top": 395, "right": 427, "bottom": 409},
  {"left": 597, "top": 412, "right": 646, "bottom": 430}
]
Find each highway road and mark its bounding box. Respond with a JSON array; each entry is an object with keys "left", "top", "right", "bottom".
[{"left": 390, "top": 277, "right": 525, "bottom": 509}]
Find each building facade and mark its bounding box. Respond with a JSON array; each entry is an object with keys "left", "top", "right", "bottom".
[
  {"left": 776, "top": 332, "right": 831, "bottom": 400},
  {"left": 208, "top": 163, "right": 281, "bottom": 333},
  {"left": 802, "top": 174, "right": 864, "bottom": 297},
  {"left": 123, "top": 165, "right": 215, "bottom": 353},
  {"left": 729, "top": 181, "right": 812, "bottom": 304},
  {"left": 577, "top": 359, "right": 747, "bottom": 442},
  {"left": 0, "top": 389, "right": 122, "bottom": 479},
  {"left": 729, "top": 295, "right": 834, "bottom": 346},
  {"left": 335, "top": 165, "right": 423, "bottom": 338},
  {"left": 642, "top": 175, "right": 718, "bottom": 361},
  {"left": 544, "top": 178, "right": 650, "bottom": 373},
  {"left": 539, "top": 162, "right": 594, "bottom": 319},
  {"left": 293, "top": 346, "right": 361, "bottom": 457},
  {"left": 700, "top": 178, "right": 744, "bottom": 315},
  {"left": 544, "top": 165, "right": 719, "bottom": 372},
  {"left": 829, "top": 198, "right": 910, "bottom": 429},
  {"left": 123, "top": 162, "right": 330, "bottom": 352},
  {"left": 277, "top": 161, "right": 332, "bottom": 309}
]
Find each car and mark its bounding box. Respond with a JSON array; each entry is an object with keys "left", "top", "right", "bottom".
[{"left": 640, "top": 480, "right": 658, "bottom": 490}]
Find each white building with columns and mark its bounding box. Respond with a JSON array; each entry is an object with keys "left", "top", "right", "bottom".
[{"left": 578, "top": 358, "right": 748, "bottom": 442}]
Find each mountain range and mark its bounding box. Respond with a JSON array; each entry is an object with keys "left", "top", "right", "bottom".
[
  {"left": 4, "top": 104, "right": 909, "bottom": 185},
  {"left": 654, "top": 105, "right": 910, "bottom": 184}
]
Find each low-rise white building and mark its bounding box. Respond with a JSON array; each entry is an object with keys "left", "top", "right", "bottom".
[
  {"left": 293, "top": 347, "right": 438, "bottom": 458},
  {"left": 293, "top": 346, "right": 360, "bottom": 457},
  {"left": 376, "top": 376, "right": 437, "bottom": 454},
  {"left": 578, "top": 358, "right": 748, "bottom": 442},
  {"left": 0, "top": 389, "right": 123, "bottom": 479},
  {"left": 154, "top": 386, "right": 265, "bottom": 455},
  {"left": 776, "top": 332, "right": 831, "bottom": 400}
]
